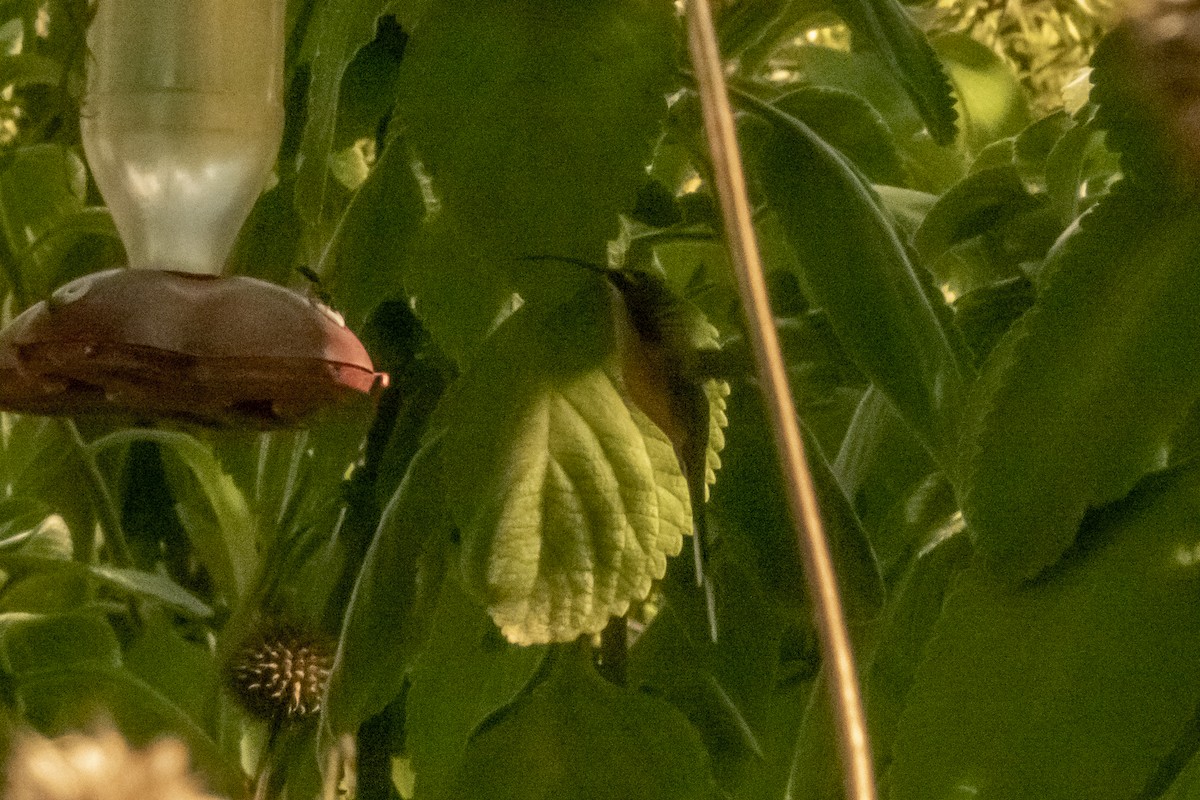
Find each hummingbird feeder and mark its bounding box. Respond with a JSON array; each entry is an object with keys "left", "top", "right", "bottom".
[{"left": 0, "top": 0, "right": 386, "bottom": 426}]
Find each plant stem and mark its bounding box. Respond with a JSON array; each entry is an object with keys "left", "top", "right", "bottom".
[
  {"left": 683, "top": 4, "right": 877, "bottom": 800},
  {"left": 61, "top": 419, "right": 133, "bottom": 566}
]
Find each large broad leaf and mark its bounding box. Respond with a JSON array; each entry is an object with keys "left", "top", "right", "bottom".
[
  {"left": 395, "top": 0, "right": 674, "bottom": 360},
  {"left": 829, "top": 0, "right": 957, "bottom": 145},
  {"left": 438, "top": 289, "right": 692, "bottom": 644},
  {"left": 960, "top": 181, "right": 1200, "bottom": 582},
  {"left": 405, "top": 571, "right": 547, "bottom": 800},
  {"left": 446, "top": 645, "right": 720, "bottom": 800},
  {"left": 890, "top": 463, "right": 1200, "bottom": 800},
  {"left": 749, "top": 94, "right": 974, "bottom": 467}
]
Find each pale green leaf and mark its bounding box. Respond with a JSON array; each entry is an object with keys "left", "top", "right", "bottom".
[
  {"left": 87, "top": 565, "right": 213, "bottom": 620},
  {"left": 932, "top": 33, "right": 1032, "bottom": 153},
  {"left": 441, "top": 291, "right": 692, "bottom": 644}
]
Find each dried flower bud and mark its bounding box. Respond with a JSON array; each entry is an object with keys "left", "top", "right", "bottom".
[
  {"left": 3, "top": 728, "right": 220, "bottom": 800},
  {"left": 228, "top": 624, "right": 334, "bottom": 721}
]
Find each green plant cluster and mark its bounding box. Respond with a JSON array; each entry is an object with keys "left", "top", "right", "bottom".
[{"left": 0, "top": 1, "right": 1195, "bottom": 799}]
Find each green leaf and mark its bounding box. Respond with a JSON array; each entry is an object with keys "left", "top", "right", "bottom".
[
  {"left": 318, "top": 134, "right": 424, "bottom": 330},
  {"left": 323, "top": 436, "right": 452, "bottom": 738},
  {"left": 0, "top": 513, "right": 72, "bottom": 564},
  {"left": 1043, "top": 119, "right": 1118, "bottom": 226},
  {"left": 891, "top": 463, "right": 1200, "bottom": 800},
  {"left": 406, "top": 571, "right": 548, "bottom": 800},
  {"left": 0, "top": 511, "right": 211, "bottom": 619},
  {"left": 11, "top": 206, "right": 120, "bottom": 285},
  {"left": 772, "top": 87, "right": 906, "bottom": 185},
  {"left": 294, "top": 0, "right": 390, "bottom": 235},
  {"left": 630, "top": 550, "right": 784, "bottom": 792},
  {"left": 859, "top": 532, "right": 970, "bottom": 784},
  {"left": 0, "top": 612, "right": 121, "bottom": 676},
  {"left": 0, "top": 53, "right": 63, "bottom": 89},
  {"left": 749, "top": 93, "right": 974, "bottom": 465},
  {"left": 0, "top": 144, "right": 87, "bottom": 303},
  {"left": 913, "top": 166, "right": 1041, "bottom": 267},
  {"left": 952, "top": 276, "right": 1035, "bottom": 365},
  {"left": 446, "top": 645, "right": 720, "bottom": 800},
  {"left": 89, "top": 430, "right": 256, "bottom": 604},
  {"left": 961, "top": 182, "right": 1200, "bottom": 582},
  {"left": 1160, "top": 746, "right": 1200, "bottom": 800},
  {"left": 716, "top": 0, "right": 792, "bottom": 58},
  {"left": 123, "top": 612, "right": 220, "bottom": 730},
  {"left": 713, "top": 378, "right": 882, "bottom": 619},
  {"left": 833, "top": 386, "right": 940, "bottom": 575},
  {"left": 829, "top": 0, "right": 957, "bottom": 145},
  {"left": 1090, "top": 29, "right": 1179, "bottom": 191},
  {"left": 395, "top": 0, "right": 675, "bottom": 357},
  {"left": 1012, "top": 111, "right": 1073, "bottom": 185},
  {"left": 932, "top": 33, "right": 1032, "bottom": 154},
  {"left": 439, "top": 290, "right": 692, "bottom": 644},
  {"left": 86, "top": 565, "right": 213, "bottom": 620}
]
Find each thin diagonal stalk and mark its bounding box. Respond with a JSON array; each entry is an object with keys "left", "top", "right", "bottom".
[{"left": 683, "top": 4, "right": 877, "bottom": 800}]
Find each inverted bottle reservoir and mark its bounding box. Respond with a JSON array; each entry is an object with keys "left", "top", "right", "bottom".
[{"left": 81, "top": 0, "right": 285, "bottom": 274}]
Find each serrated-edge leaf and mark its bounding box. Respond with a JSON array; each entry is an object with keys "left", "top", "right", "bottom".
[
  {"left": 457, "top": 367, "right": 687, "bottom": 644},
  {"left": 913, "top": 165, "right": 1039, "bottom": 264},
  {"left": 961, "top": 181, "right": 1200, "bottom": 582},
  {"left": 439, "top": 292, "right": 693, "bottom": 645},
  {"left": 830, "top": 0, "right": 957, "bottom": 144},
  {"left": 891, "top": 464, "right": 1200, "bottom": 800}
]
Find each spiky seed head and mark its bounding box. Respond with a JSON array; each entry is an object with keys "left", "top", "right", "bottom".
[{"left": 228, "top": 624, "right": 334, "bottom": 721}]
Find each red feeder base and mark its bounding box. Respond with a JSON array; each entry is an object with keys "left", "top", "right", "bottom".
[{"left": 0, "top": 270, "right": 388, "bottom": 428}]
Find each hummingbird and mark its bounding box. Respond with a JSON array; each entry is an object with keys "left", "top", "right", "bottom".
[{"left": 524, "top": 254, "right": 727, "bottom": 640}]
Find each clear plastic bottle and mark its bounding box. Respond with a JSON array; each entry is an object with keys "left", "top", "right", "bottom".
[{"left": 81, "top": 0, "right": 285, "bottom": 274}]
